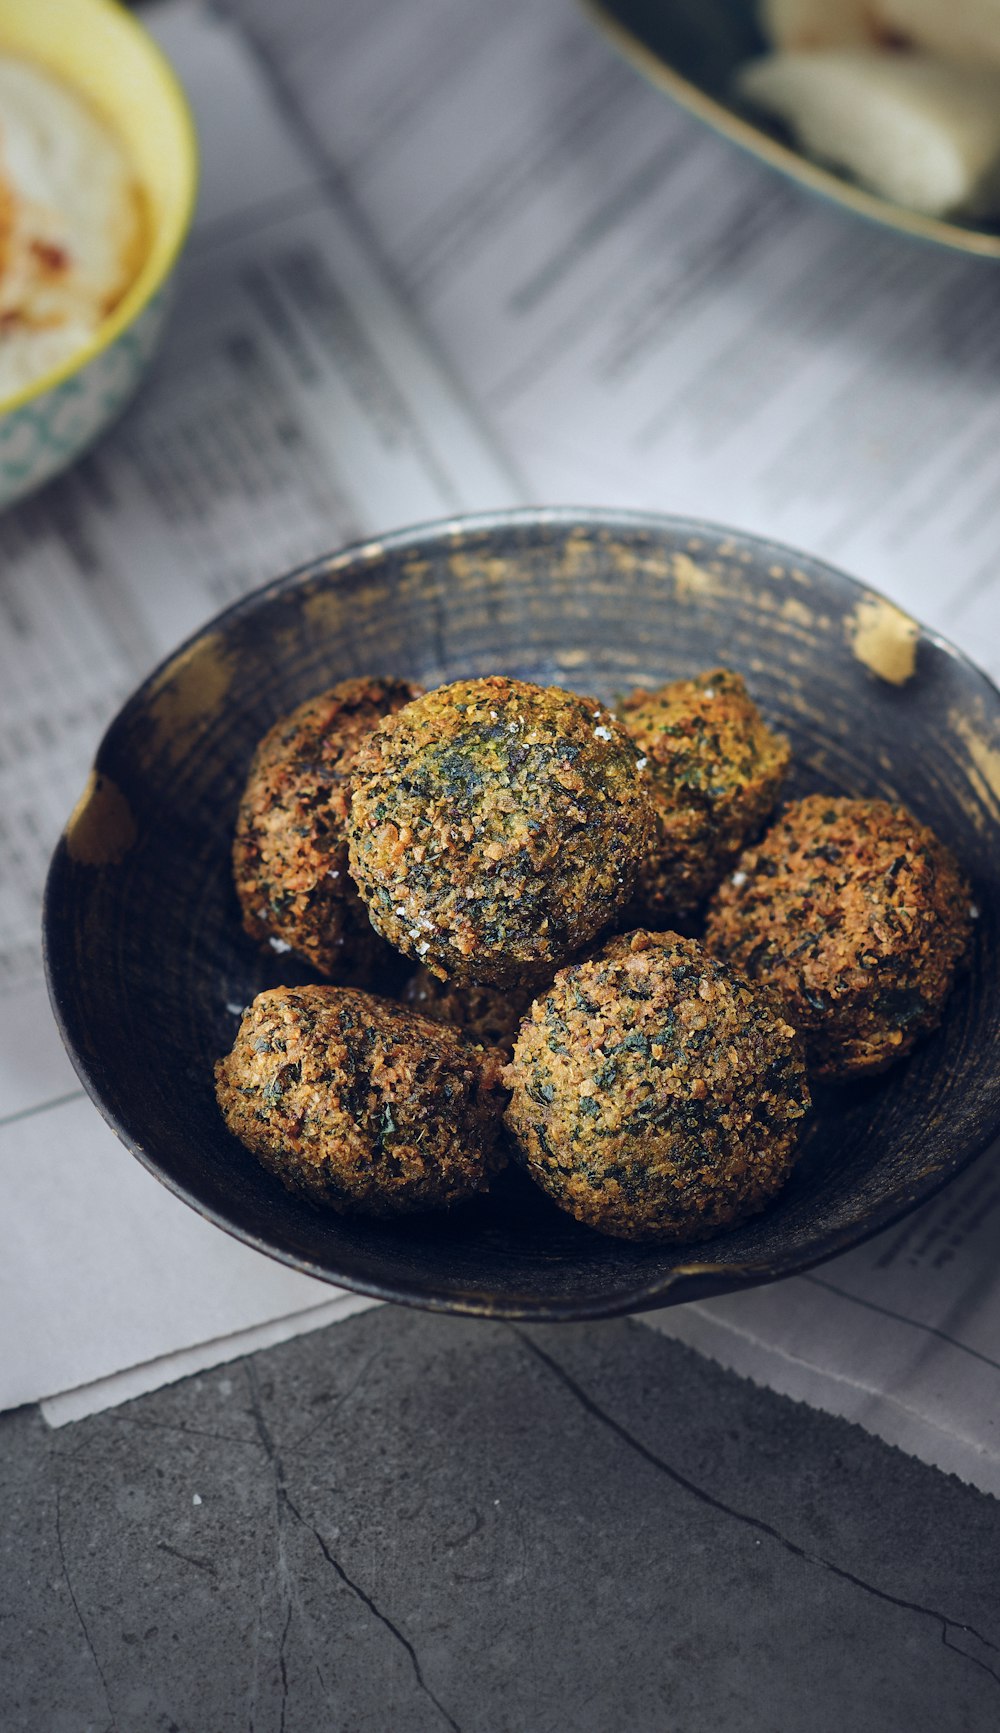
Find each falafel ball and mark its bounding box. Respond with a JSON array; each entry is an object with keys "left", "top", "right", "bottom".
[
  {"left": 503, "top": 930, "right": 810, "bottom": 1243},
  {"left": 233, "top": 676, "right": 421, "bottom": 984},
  {"left": 402, "top": 966, "right": 534, "bottom": 1056},
  {"left": 704, "top": 796, "right": 973, "bottom": 1080},
  {"left": 347, "top": 676, "right": 654, "bottom": 989},
  {"left": 215, "top": 984, "right": 508, "bottom": 1215},
  {"left": 621, "top": 668, "right": 790, "bottom": 922}
]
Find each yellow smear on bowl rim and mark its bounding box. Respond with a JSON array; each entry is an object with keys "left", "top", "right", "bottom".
[
  {"left": 65, "top": 770, "right": 137, "bottom": 865},
  {"left": 848, "top": 594, "right": 920, "bottom": 685}
]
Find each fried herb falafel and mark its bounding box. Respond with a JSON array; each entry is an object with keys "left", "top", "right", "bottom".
[
  {"left": 215, "top": 984, "right": 508, "bottom": 1215},
  {"left": 233, "top": 676, "right": 421, "bottom": 984},
  {"left": 347, "top": 676, "right": 654, "bottom": 989},
  {"left": 621, "top": 668, "right": 790, "bottom": 922},
  {"left": 704, "top": 795, "right": 973, "bottom": 1079},
  {"left": 401, "top": 966, "right": 534, "bottom": 1056},
  {"left": 504, "top": 930, "right": 810, "bottom": 1242}
]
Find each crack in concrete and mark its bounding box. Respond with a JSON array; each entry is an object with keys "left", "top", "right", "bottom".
[
  {"left": 515, "top": 1330, "right": 1000, "bottom": 1692},
  {"left": 51, "top": 1413, "right": 256, "bottom": 1466},
  {"left": 245, "top": 1364, "right": 293, "bottom": 1733},
  {"left": 106, "top": 1414, "right": 260, "bottom": 1448},
  {"left": 244, "top": 1362, "right": 280, "bottom": 1471},
  {"left": 278, "top": 1599, "right": 293, "bottom": 1733},
  {"left": 282, "top": 1488, "right": 463, "bottom": 1733},
  {"left": 54, "top": 1484, "right": 119, "bottom": 1732},
  {"left": 246, "top": 1529, "right": 265, "bottom": 1733},
  {"left": 156, "top": 1540, "right": 218, "bottom": 1576},
  {"left": 284, "top": 1348, "right": 384, "bottom": 1455},
  {"left": 243, "top": 1362, "right": 463, "bottom": 1733}
]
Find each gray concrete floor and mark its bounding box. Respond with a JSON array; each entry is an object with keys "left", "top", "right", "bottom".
[{"left": 3, "top": 1306, "right": 999, "bottom": 1733}]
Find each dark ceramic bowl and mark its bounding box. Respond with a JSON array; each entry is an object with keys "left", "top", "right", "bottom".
[
  {"left": 584, "top": 0, "right": 1000, "bottom": 261},
  {"left": 44, "top": 509, "right": 1000, "bottom": 1320}
]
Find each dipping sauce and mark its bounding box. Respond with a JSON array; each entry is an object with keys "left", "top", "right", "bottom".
[{"left": 0, "top": 54, "right": 144, "bottom": 399}]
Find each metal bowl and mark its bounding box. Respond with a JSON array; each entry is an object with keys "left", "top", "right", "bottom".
[{"left": 43, "top": 509, "right": 1000, "bottom": 1320}]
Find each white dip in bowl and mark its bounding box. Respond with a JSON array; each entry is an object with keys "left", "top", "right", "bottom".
[{"left": 0, "top": 54, "right": 143, "bottom": 400}]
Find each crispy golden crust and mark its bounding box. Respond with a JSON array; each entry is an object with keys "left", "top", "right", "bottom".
[
  {"left": 347, "top": 677, "right": 654, "bottom": 989},
  {"left": 704, "top": 796, "right": 973, "bottom": 1080},
  {"left": 621, "top": 669, "right": 790, "bottom": 921},
  {"left": 233, "top": 677, "right": 422, "bottom": 984},
  {"left": 215, "top": 985, "right": 508, "bottom": 1215},
  {"left": 503, "top": 931, "right": 810, "bottom": 1243},
  {"left": 401, "top": 966, "right": 535, "bottom": 1056}
]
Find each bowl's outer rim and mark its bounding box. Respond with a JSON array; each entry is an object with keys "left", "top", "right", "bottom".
[
  {"left": 581, "top": 0, "right": 1000, "bottom": 262},
  {"left": 50, "top": 502, "right": 1000, "bottom": 724},
  {"left": 42, "top": 504, "right": 1000, "bottom": 1323},
  {"left": 0, "top": 0, "right": 200, "bottom": 418}
]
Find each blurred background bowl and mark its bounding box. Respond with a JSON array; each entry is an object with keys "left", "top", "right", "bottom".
[
  {"left": 584, "top": 0, "right": 1000, "bottom": 260},
  {"left": 0, "top": 0, "right": 197, "bottom": 508},
  {"left": 43, "top": 509, "right": 1000, "bottom": 1321}
]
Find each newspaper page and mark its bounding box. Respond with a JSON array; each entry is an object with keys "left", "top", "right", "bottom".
[
  {"left": 227, "top": 0, "right": 1000, "bottom": 1494},
  {"left": 246, "top": 0, "right": 1000, "bottom": 685},
  {"left": 0, "top": 0, "right": 520, "bottom": 1423},
  {"left": 645, "top": 1147, "right": 1000, "bottom": 1497},
  {"left": 4, "top": 0, "right": 999, "bottom": 1486}
]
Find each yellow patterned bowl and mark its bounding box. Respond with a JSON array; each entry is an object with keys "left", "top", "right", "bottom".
[{"left": 0, "top": 0, "right": 197, "bottom": 508}]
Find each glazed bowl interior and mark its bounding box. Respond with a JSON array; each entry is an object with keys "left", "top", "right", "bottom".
[
  {"left": 44, "top": 510, "right": 1000, "bottom": 1320},
  {"left": 584, "top": 0, "right": 1000, "bottom": 261}
]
